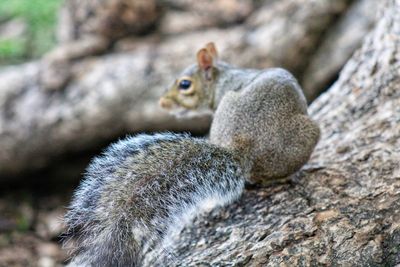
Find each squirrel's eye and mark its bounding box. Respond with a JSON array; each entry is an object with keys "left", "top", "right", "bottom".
[{"left": 178, "top": 79, "right": 192, "bottom": 90}]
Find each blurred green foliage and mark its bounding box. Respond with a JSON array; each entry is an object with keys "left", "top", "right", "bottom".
[{"left": 0, "top": 0, "right": 63, "bottom": 64}]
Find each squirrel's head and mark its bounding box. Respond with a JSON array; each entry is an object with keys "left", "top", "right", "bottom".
[{"left": 159, "top": 42, "right": 219, "bottom": 118}]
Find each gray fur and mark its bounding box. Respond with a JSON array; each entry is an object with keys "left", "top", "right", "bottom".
[
  {"left": 64, "top": 133, "right": 247, "bottom": 266},
  {"left": 66, "top": 60, "right": 320, "bottom": 266},
  {"left": 210, "top": 68, "right": 320, "bottom": 183}
]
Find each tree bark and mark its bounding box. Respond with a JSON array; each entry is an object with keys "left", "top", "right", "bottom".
[
  {"left": 143, "top": 0, "right": 400, "bottom": 266},
  {"left": 301, "top": 0, "right": 378, "bottom": 101}
]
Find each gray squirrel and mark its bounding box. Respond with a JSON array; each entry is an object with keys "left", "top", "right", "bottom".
[
  {"left": 65, "top": 44, "right": 320, "bottom": 266},
  {"left": 160, "top": 42, "right": 320, "bottom": 183}
]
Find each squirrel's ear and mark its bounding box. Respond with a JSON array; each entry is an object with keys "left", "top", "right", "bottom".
[
  {"left": 205, "top": 42, "right": 218, "bottom": 59},
  {"left": 197, "top": 48, "right": 213, "bottom": 71}
]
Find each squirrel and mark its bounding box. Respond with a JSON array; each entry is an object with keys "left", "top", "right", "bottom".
[
  {"left": 64, "top": 133, "right": 250, "bottom": 267},
  {"left": 160, "top": 42, "right": 320, "bottom": 183},
  {"left": 65, "top": 44, "right": 320, "bottom": 265}
]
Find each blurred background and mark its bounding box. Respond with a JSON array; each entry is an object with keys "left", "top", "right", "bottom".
[{"left": 0, "top": 0, "right": 377, "bottom": 266}]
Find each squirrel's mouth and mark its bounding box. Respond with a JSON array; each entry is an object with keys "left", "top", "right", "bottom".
[{"left": 159, "top": 97, "right": 175, "bottom": 109}]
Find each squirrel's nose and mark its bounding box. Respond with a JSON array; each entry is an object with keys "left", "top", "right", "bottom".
[{"left": 159, "top": 97, "right": 173, "bottom": 109}]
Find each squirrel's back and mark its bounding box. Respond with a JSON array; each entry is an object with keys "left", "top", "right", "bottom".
[
  {"left": 243, "top": 68, "right": 308, "bottom": 115},
  {"left": 64, "top": 133, "right": 246, "bottom": 266},
  {"left": 210, "top": 68, "right": 320, "bottom": 183}
]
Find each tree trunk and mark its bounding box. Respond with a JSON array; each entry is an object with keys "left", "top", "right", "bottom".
[
  {"left": 143, "top": 0, "right": 400, "bottom": 266},
  {"left": 301, "top": 0, "right": 378, "bottom": 101}
]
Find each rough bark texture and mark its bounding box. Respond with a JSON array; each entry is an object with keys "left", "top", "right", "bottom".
[
  {"left": 301, "top": 0, "right": 378, "bottom": 101},
  {"left": 143, "top": 1, "right": 400, "bottom": 266},
  {"left": 0, "top": 0, "right": 355, "bottom": 179}
]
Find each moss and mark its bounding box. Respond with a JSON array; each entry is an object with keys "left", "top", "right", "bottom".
[
  {"left": 0, "top": 38, "right": 26, "bottom": 60},
  {"left": 0, "top": 0, "right": 63, "bottom": 63},
  {"left": 382, "top": 227, "right": 400, "bottom": 266},
  {"left": 15, "top": 215, "right": 30, "bottom": 232}
]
